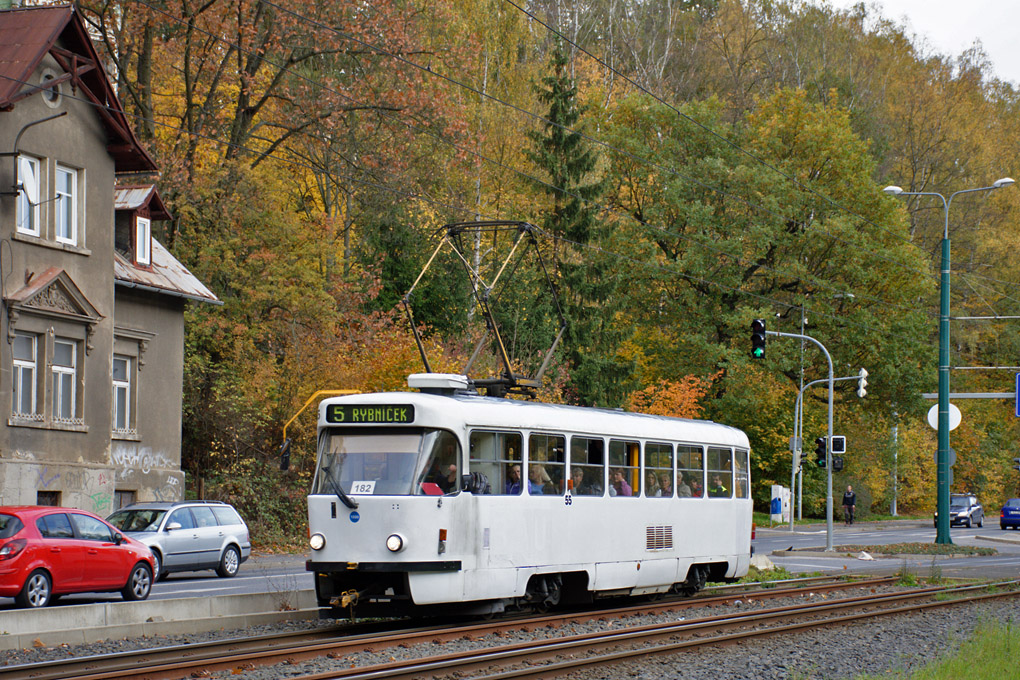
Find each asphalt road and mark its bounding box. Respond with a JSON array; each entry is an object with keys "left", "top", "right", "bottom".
[{"left": 757, "top": 518, "right": 1020, "bottom": 579}]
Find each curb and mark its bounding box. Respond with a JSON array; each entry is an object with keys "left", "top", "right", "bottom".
[{"left": 0, "top": 589, "right": 318, "bottom": 651}]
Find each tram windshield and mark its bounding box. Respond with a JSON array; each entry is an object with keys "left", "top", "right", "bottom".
[{"left": 314, "top": 428, "right": 461, "bottom": 496}]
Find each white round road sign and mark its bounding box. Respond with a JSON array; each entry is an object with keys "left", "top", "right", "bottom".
[{"left": 927, "top": 403, "right": 961, "bottom": 431}]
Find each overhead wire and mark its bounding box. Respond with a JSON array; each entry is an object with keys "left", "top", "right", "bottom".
[
  {"left": 245, "top": 0, "right": 935, "bottom": 285},
  {"left": 502, "top": 0, "right": 919, "bottom": 248},
  {"left": 111, "top": 0, "right": 930, "bottom": 315},
  {"left": 0, "top": 64, "right": 931, "bottom": 345}
]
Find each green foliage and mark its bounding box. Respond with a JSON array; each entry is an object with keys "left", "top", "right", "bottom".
[{"left": 527, "top": 39, "right": 634, "bottom": 407}]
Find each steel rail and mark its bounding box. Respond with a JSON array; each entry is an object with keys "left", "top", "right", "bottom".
[
  {"left": 289, "top": 580, "right": 1020, "bottom": 680},
  {"left": 0, "top": 576, "right": 896, "bottom": 680}
]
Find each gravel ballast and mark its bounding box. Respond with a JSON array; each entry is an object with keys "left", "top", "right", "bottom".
[{"left": 2, "top": 587, "right": 1017, "bottom": 679}]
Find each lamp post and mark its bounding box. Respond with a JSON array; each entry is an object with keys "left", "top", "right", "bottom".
[{"left": 883, "top": 177, "right": 1015, "bottom": 544}]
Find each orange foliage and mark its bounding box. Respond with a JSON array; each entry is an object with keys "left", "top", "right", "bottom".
[{"left": 626, "top": 375, "right": 717, "bottom": 419}]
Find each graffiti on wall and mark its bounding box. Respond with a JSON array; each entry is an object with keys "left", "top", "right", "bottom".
[
  {"left": 34, "top": 464, "right": 113, "bottom": 513},
  {"left": 154, "top": 475, "right": 181, "bottom": 502},
  {"left": 112, "top": 444, "right": 175, "bottom": 477}
]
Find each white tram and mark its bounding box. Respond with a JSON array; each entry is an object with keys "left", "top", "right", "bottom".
[{"left": 306, "top": 374, "right": 753, "bottom": 617}]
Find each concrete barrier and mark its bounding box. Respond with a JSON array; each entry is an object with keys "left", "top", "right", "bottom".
[{"left": 0, "top": 589, "right": 318, "bottom": 651}]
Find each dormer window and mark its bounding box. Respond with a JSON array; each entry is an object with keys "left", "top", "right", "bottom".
[
  {"left": 16, "top": 155, "right": 40, "bottom": 236},
  {"left": 135, "top": 216, "right": 150, "bottom": 266}
]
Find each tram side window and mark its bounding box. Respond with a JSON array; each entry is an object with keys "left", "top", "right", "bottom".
[
  {"left": 645, "top": 442, "right": 673, "bottom": 498},
  {"left": 677, "top": 444, "right": 704, "bottom": 498},
  {"left": 707, "top": 446, "right": 732, "bottom": 498},
  {"left": 569, "top": 437, "right": 605, "bottom": 496},
  {"left": 734, "top": 448, "right": 750, "bottom": 498},
  {"left": 528, "top": 433, "right": 565, "bottom": 495},
  {"left": 608, "top": 439, "right": 640, "bottom": 497},
  {"left": 469, "top": 430, "right": 522, "bottom": 495}
]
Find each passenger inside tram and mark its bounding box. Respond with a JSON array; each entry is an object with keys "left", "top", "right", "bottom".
[
  {"left": 505, "top": 464, "right": 523, "bottom": 494},
  {"left": 609, "top": 468, "right": 633, "bottom": 496},
  {"left": 570, "top": 467, "right": 601, "bottom": 496},
  {"left": 528, "top": 464, "right": 547, "bottom": 494},
  {"left": 677, "top": 473, "right": 693, "bottom": 497},
  {"left": 658, "top": 472, "right": 673, "bottom": 497}
]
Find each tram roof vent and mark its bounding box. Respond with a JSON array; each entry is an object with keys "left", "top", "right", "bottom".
[{"left": 408, "top": 373, "right": 471, "bottom": 394}]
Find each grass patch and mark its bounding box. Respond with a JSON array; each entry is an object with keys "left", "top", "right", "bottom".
[{"left": 856, "top": 620, "right": 1020, "bottom": 679}]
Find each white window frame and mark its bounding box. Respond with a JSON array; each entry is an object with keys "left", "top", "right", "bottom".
[
  {"left": 51, "top": 338, "right": 77, "bottom": 422},
  {"left": 12, "top": 332, "right": 38, "bottom": 418},
  {"left": 16, "top": 155, "right": 40, "bottom": 236},
  {"left": 55, "top": 164, "right": 77, "bottom": 245},
  {"left": 135, "top": 216, "right": 151, "bottom": 265},
  {"left": 112, "top": 354, "right": 132, "bottom": 434}
]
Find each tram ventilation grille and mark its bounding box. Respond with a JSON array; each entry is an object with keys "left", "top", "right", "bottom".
[{"left": 645, "top": 525, "right": 673, "bottom": 551}]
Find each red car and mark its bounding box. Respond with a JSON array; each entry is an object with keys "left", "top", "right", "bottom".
[{"left": 0, "top": 506, "right": 154, "bottom": 608}]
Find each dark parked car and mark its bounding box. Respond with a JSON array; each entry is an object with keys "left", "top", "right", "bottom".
[
  {"left": 1000, "top": 498, "right": 1020, "bottom": 529},
  {"left": 933, "top": 493, "right": 984, "bottom": 528},
  {"left": 107, "top": 500, "right": 250, "bottom": 581},
  {"left": 0, "top": 506, "right": 154, "bottom": 608}
]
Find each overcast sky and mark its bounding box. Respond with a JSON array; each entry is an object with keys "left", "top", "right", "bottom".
[{"left": 814, "top": 0, "right": 1020, "bottom": 85}]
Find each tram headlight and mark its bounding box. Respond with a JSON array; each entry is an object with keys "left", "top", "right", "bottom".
[
  {"left": 385, "top": 534, "right": 405, "bottom": 553},
  {"left": 309, "top": 533, "right": 326, "bottom": 551}
]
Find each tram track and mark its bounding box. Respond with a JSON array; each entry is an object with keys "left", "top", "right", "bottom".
[
  {"left": 0, "top": 576, "right": 912, "bottom": 680},
  {"left": 253, "top": 579, "right": 1020, "bottom": 680}
]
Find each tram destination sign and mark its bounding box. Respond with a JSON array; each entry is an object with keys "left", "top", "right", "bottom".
[{"left": 326, "top": 404, "right": 415, "bottom": 424}]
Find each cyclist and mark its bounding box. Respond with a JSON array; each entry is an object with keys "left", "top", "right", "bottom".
[{"left": 842, "top": 485, "right": 857, "bottom": 526}]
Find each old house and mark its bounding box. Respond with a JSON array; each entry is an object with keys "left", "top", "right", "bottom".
[{"left": 0, "top": 5, "right": 218, "bottom": 512}]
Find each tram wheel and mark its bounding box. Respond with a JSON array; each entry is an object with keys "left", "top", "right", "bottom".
[{"left": 677, "top": 565, "right": 707, "bottom": 597}]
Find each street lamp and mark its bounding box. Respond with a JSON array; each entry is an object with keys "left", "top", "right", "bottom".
[{"left": 883, "top": 177, "right": 1015, "bottom": 544}]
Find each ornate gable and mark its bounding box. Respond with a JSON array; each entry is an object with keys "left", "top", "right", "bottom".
[{"left": 5, "top": 267, "right": 103, "bottom": 353}]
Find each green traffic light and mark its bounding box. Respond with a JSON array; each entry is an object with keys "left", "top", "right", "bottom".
[{"left": 752, "top": 347, "right": 764, "bottom": 358}]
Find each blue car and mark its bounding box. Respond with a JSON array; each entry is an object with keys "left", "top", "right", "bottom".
[{"left": 1000, "top": 498, "right": 1020, "bottom": 530}]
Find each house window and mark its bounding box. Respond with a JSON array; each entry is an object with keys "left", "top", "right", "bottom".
[
  {"left": 16, "top": 155, "right": 40, "bottom": 236},
  {"left": 112, "top": 355, "right": 133, "bottom": 433},
  {"left": 135, "top": 216, "right": 151, "bottom": 265},
  {"left": 12, "top": 332, "right": 38, "bottom": 418},
  {"left": 51, "top": 338, "right": 77, "bottom": 422},
  {"left": 37, "top": 490, "right": 60, "bottom": 506},
  {"left": 114, "top": 489, "right": 136, "bottom": 510},
  {"left": 55, "top": 165, "right": 77, "bottom": 245}
]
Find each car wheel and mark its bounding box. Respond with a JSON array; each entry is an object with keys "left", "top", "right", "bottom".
[
  {"left": 15, "top": 569, "right": 52, "bottom": 608},
  {"left": 216, "top": 545, "right": 241, "bottom": 578},
  {"left": 965, "top": 518, "right": 972, "bottom": 528},
  {"left": 1002, "top": 524, "right": 1007, "bottom": 530},
  {"left": 978, "top": 515, "right": 984, "bottom": 528},
  {"left": 121, "top": 562, "right": 153, "bottom": 601},
  {"left": 151, "top": 551, "right": 166, "bottom": 582}
]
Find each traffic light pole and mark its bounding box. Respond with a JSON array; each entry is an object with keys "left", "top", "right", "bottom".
[
  {"left": 791, "top": 374, "right": 863, "bottom": 533},
  {"left": 769, "top": 330, "right": 836, "bottom": 551}
]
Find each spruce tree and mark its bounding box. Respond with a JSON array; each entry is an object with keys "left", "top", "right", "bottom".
[{"left": 527, "top": 40, "right": 633, "bottom": 407}]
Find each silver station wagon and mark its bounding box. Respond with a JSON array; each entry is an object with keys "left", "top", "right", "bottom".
[{"left": 107, "top": 500, "right": 251, "bottom": 581}]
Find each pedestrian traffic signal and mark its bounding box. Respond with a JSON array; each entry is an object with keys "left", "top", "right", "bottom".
[
  {"left": 857, "top": 368, "right": 868, "bottom": 398},
  {"left": 1014, "top": 457, "right": 1020, "bottom": 472},
  {"left": 814, "top": 437, "right": 826, "bottom": 467},
  {"left": 832, "top": 456, "right": 844, "bottom": 472},
  {"left": 750, "top": 319, "right": 766, "bottom": 359}
]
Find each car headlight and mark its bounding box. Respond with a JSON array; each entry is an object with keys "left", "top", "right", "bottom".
[
  {"left": 385, "top": 534, "right": 405, "bottom": 552},
  {"left": 309, "top": 533, "right": 326, "bottom": 551}
]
